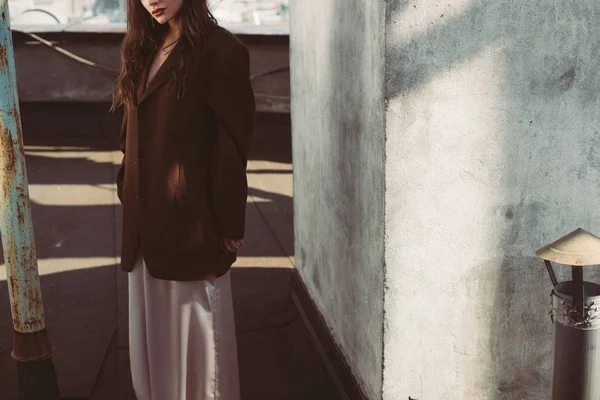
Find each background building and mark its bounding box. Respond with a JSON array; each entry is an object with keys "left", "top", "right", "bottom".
[{"left": 9, "top": 0, "right": 289, "bottom": 30}]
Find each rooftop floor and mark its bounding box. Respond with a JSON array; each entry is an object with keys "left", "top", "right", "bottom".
[{"left": 0, "top": 110, "right": 340, "bottom": 400}]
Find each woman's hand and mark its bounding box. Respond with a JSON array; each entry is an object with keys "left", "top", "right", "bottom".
[{"left": 222, "top": 238, "right": 244, "bottom": 253}]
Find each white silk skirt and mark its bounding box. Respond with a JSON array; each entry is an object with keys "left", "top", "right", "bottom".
[{"left": 128, "top": 253, "right": 241, "bottom": 400}]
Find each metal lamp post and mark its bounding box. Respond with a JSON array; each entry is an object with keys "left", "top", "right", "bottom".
[
  {"left": 0, "top": 2, "right": 59, "bottom": 399},
  {"left": 537, "top": 228, "right": 600, "bottom": 400}
]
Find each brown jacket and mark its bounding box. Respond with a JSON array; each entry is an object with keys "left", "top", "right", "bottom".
[{"left": 116, "top": 26, "right": 255, "bottom": 281}]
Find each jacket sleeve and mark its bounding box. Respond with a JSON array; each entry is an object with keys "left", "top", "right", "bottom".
[
  {"left": 206, "top": 44, "right": 256, "bottom": 239},
  {"left": 116, "top": 110, "right": 127, "bottom": 204}
]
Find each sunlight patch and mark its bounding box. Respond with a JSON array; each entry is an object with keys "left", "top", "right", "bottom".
[{"left": 0, "top": 257, "right": 118, "bottom": 281}]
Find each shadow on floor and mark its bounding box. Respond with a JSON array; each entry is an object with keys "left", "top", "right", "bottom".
[
  {"left": 0, "top": 266, "right": 341, "bottom": 400},
  {"left": 0, "top": 105, "right": 337, "bottom": 399}
]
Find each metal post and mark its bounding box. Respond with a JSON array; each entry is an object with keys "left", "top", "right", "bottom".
[
  {"left": 572, "top": 266, "right": 585, "bottom": 318},
  {"left": 538, "top": 228, "right": 600, "bottom": 400},
  {"left": 550, "top": 280, "right": 600, "bottom": 399},
  {"left": 0, "top": 4, "right": 59, "bottom": 399},
  {"left": 545, "top": 260, "right": 559, "bottom": 286}
]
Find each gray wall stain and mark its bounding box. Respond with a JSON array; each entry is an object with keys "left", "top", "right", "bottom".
[{"left": 555, "top": 66, "right": 577, "bottom": 92}]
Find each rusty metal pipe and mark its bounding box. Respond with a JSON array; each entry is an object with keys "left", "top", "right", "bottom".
[{"left": 0, "top": 2, "right": 59, "bottom": 398}]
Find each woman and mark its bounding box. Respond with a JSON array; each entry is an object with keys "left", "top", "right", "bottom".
[{"left": 111, "top": 0, "right": 255, "bottom": 396}]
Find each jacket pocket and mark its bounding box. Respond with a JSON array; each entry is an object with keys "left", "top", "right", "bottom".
[
  {"left": 174, "top": 190, "right": 201, "bottom": 210},
  {"left": 173, "top": 189, "right": 220, "bottom": 247}
]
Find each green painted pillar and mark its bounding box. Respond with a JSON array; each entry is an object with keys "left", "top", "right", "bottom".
[{"left": 0, "top": 2, "right": 59, "bottom": 398}]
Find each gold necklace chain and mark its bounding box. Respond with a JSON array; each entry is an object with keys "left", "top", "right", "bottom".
[{"left": 162, "top": 37, "right": 179, "bottom": 55}]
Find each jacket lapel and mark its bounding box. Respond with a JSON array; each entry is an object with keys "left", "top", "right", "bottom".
[
  {"left": 138, "top": 42, "right": 180, "bottom": 104},
  {"left": 136, "top": 66, "right": 149, "bottom": 105}
]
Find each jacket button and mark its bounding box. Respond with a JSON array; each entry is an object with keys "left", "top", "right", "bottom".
[
  {"left": 136, "top": 195, "right": 140, "bottom": 202},
  {"left": 134, "top": 158, "right": 138, "bottom": 164}
]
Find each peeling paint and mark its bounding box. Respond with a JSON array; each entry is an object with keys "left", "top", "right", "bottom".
[
  {"left": 0, "top": 127, "right": 16, "bottom": 173},
  {"left": 16, "top": 202, "right": 24, "bottom": 223},
  {"left": 0, "top": 44, "right": 7, "bottom": 70}
]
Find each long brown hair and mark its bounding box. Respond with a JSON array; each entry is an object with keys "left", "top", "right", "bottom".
[{"left": 111, "top": 0, "right": 216, "bottom": 110}]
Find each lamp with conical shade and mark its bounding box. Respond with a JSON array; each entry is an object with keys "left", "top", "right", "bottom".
[
  {"left": 536, "top": 228, "right": 600, "bottom": 266},
  {"left": 537, "top": 229, "right": 600, "bottom": 399}
]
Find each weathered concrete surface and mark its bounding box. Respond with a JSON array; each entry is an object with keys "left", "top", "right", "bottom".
[
  {"left": 383, "top": 1, "right": 600, "bottom": 399},
  {"left": 291, "top": 0, "right": 600, "bottom": 399},
  {"left": 290, "top": 1, "right": 386, "bottom": 399}
]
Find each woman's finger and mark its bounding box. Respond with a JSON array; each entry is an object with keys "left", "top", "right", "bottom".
[
  {"left": 222, "top": 238, "right": 245, "bottom": 253},
  {"left": 224, "top": 239, "right": 238, "bottom": 253}
]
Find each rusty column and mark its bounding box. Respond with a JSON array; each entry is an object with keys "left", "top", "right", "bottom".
[{"left": 0, "top": 3, "right": 59, "bottom": 399}]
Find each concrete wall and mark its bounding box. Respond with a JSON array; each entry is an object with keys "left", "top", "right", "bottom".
[
  {"left": 292, "top": 0, "right": 600, "bottom": 399},
  {"left": 290, "top": 0, "right": 385, "bottom": 399},
  {"left": 383, "top": 1, "right": 600, "bottom": 399},
  {"left": 12, "top": 30, "right": 290, "bottom": 112}
]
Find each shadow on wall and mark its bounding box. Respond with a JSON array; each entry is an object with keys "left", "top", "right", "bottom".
[
  {"left": 293, "top": 0, "right": 387, "bottom": 399},
  {"left": 385, "top": 1, "right": 600, "bottom": 399}
]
